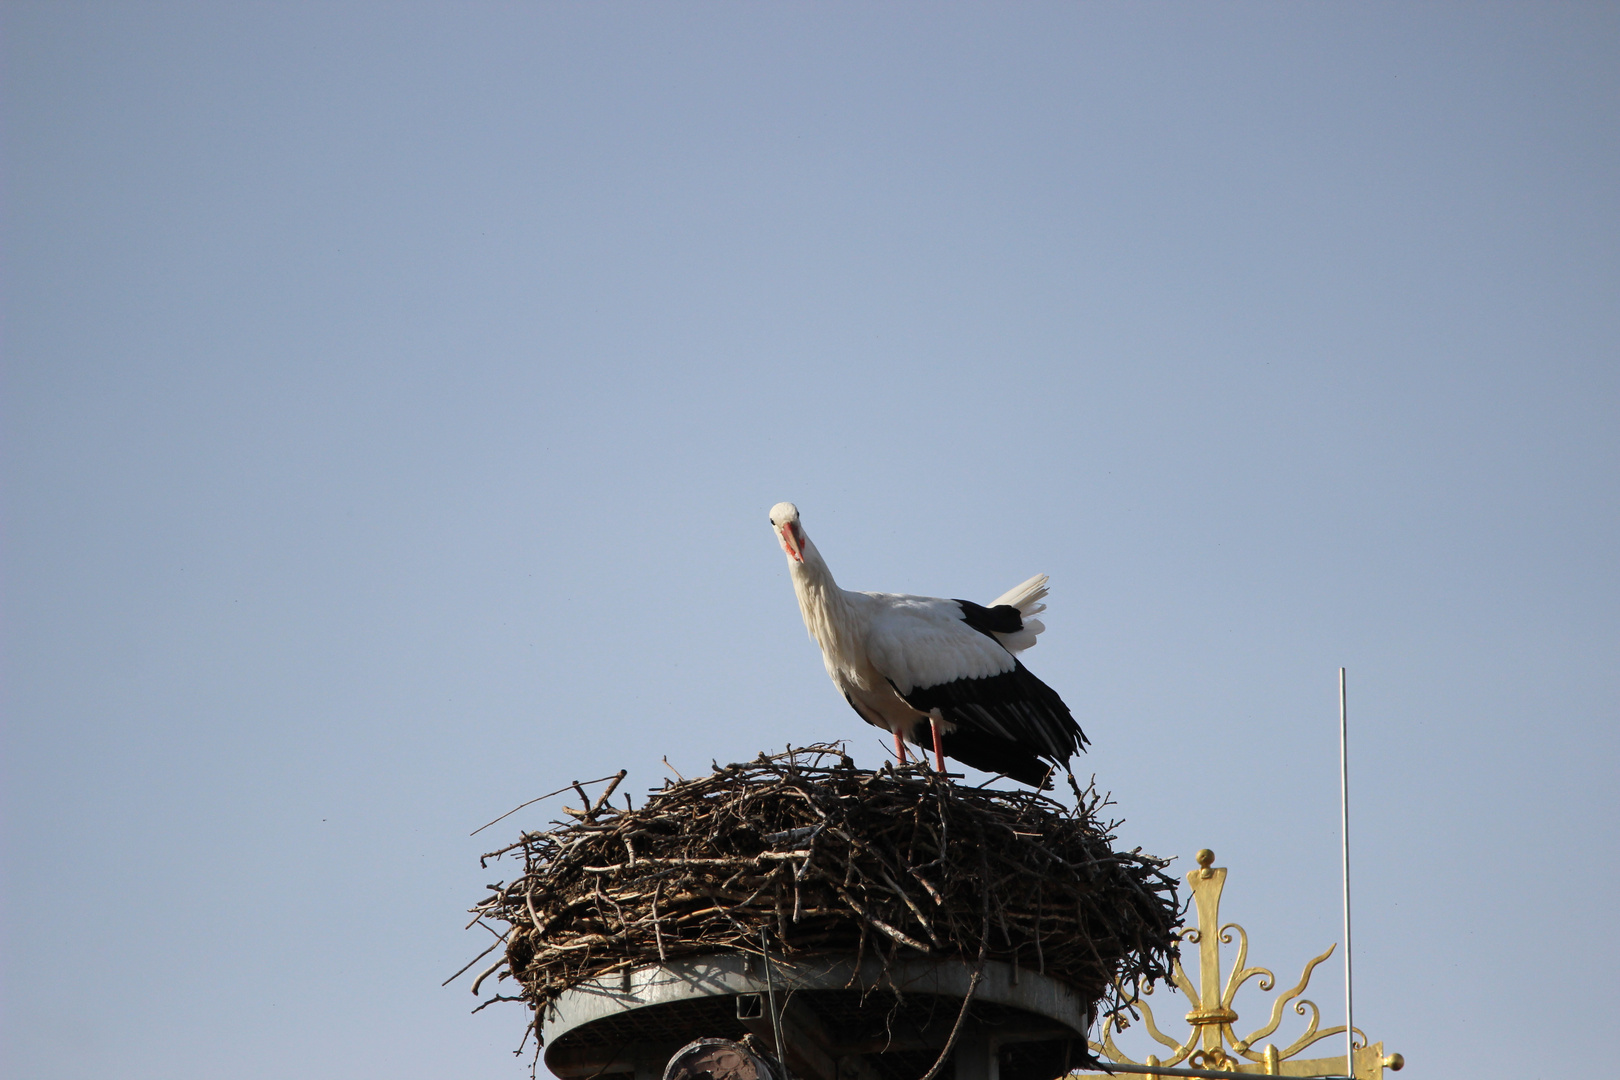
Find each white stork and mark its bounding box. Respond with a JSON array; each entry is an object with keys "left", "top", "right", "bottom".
[{"left": 769, "top": 502, "right": 1087, "bottom": 786}]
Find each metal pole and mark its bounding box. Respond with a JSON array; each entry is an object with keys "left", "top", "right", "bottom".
[
  {"left": 1338, "top": 668, "right": 1355, "bottom": 1079},
  {"left": 759, "top": 929, "right": 786, "bottom": 1065}
]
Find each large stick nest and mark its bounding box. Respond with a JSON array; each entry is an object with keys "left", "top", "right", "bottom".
[{"left": 465, "top": 746, "right": 1180, "bottom": 1039}]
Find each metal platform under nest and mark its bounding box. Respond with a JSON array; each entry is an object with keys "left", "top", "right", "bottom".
[{"left": 542, "top": 952, "right": 1093, "bottom": 1080}]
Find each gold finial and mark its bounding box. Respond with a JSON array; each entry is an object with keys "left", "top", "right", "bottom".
[{"left": 1090, "top": 848, "right": 1396, "bottom": 1080}]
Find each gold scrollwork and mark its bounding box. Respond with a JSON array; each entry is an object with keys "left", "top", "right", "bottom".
[{"left": 1084, "top": 850, "right": 1396, "bottom": 1080}]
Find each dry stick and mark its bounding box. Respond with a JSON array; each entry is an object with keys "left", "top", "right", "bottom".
[
  {"left": 526, "top": 1023, "right": 545, "bottom": 1080},
  {"left": 1034, "top": 888, "right": 1046, "bottom": 976},
  {"left": 472, "top": 774, "right": 622, "bottom": 836},
  {"left": 595, "top": 876, "right": 628, "bottom": 937},
  {"left": 525, "top": 883, "right": 542, "bottom": 941},
  {"left": 470, "top": 956, "right": 507, "bottom": 996},
  {"left": 588, "top": 771, "right": 628, "bottom": 818},
  {"left": 472, "top": 993, "right": 526, "bottom": 1014},
  {"left": 915, "top": 949, "right": 987, "bottom": 1080},
  {"left": 907, "top": 865, "right": 944, "bottom": 907},
  {"left": 480, "top": 837, "right": 534, "bottom": 864},
  {"left": 774, "top": 878, "right": 790, "bottom": 945},
  {"left": 443, "top": 929, "right": 510, "bottom": 986},
  {"left": 651, "top": 882, "right": 667, "bottom": 963},
  {"left": 515, "top": 1018, "right": 535, "bottom": 1057},
  {"left": 832, "top": 883, "right": 932, "bottom": 953},
  {"left": 873, "top": 863, "right": 939, "bottom": 946}
]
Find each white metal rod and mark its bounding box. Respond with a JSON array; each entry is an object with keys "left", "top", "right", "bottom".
[{"left": 1339, "top": 668, "right": 1355, "bottom": 1078}]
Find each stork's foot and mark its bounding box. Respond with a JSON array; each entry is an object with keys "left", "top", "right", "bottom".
[
  {"left": 930, "top": 719, "right": 947, "bottom": 774},
  {"left": 894, "top": 728, "right": 908, "bottom": 764}
]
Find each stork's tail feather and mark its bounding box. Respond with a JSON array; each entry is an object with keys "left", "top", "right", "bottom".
[
  {"left": 990, "top": 573, "right": 1048, "bottom": 618},
  {"left": 989, "top": 574, "right": 1050, "bottom": 654}
]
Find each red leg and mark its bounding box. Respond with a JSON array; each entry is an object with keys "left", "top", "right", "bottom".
[
  {"left": 931, "top": 718, "right": 947, "bottom": 773},
  {"left": 894, "top": 728, "right": 908, "bottom": 764}
]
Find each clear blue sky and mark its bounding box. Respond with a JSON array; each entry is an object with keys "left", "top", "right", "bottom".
[{"left": 4, "top": 4, "right": 1615, "bottom": 1079}]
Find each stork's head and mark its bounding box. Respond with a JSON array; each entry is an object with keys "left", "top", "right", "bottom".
[{"left": 769, "top": 501, "right": 805, "bottom": 563}]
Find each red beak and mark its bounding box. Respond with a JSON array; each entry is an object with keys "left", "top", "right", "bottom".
[{"left": 780, "top": 523, "right": 804, "bottom": 563}]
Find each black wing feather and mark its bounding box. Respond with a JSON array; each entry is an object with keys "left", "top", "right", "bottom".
[
  {"left": 895, "top": 658, "right": 1089, "bottom": 787},
  {"left": 951, "top": 599, "right": 1024, "bottom": 636}
]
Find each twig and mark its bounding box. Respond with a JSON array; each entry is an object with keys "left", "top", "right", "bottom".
[
  {"left": 443, "top": 929, "right": 510, "bottom": 986},
  {"left": 472, "top": 993, "right": 526, "bottom": 1014},
  {"left": 916, "top": 953, "right": 987, "bottom": 1080},
  {"left": 470, "top": 956, "right": 507, "bottom": 996},
  {"left": 471, "top": 774, "right": 622, "bottom": 836},
  {"left": 588, "top": 771, "right": 628, "bottom": 818},
  {"left": 651, "top": 881, "right": 667, "bottom": 963}
]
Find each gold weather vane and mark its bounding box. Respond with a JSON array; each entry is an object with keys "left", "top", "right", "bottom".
[{"left": 1088, "top": 850, "right": 1403, "bottom": 1079}]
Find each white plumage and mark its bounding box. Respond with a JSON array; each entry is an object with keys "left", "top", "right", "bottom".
[
  {"left": 984, "top": 574, "right": 1049, "bottom": 651},
  {"left": 866, "top": 595, "right": 1016, "bottom": 690},
  {"left": 769, "top": 502, "right": 1086, "bottom": 786}
]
